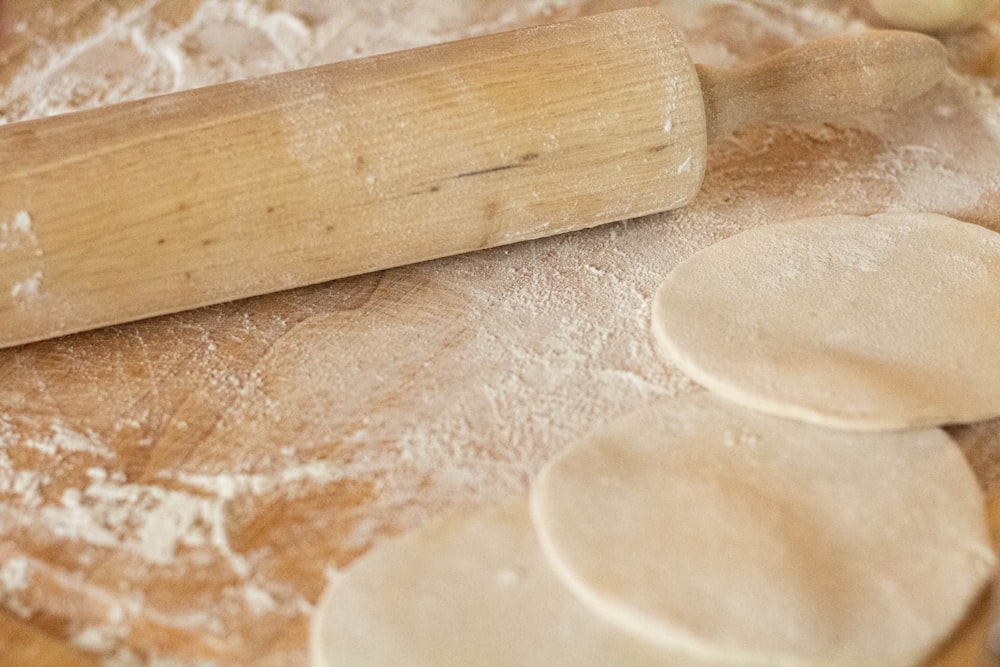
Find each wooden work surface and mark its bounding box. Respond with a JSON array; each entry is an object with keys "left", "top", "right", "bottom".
[{"left": 2, "top": 1, "right": 1000, "bottom": 664}]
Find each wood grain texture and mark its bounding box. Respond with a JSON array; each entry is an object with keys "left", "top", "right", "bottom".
[
  {"left": 0, "top": 7, "right": 705, "bottom": 349},
  {"left": 0, "top": 609, "right": 100, "bottom": 667},
  {"left": 1, "top": 1, "right": 999, "bottom": 665},
  {"left": 698, "top": 30, "right": 947, "bottom": 141}
]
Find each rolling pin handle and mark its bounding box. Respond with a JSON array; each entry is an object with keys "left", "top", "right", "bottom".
[{"left": 698, "top": 30, "right": 947, "bottom": 142}]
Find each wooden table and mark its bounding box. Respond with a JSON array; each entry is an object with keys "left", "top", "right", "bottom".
[{"left": 2, "top": 1, "right": 1000, "bottom": 664}]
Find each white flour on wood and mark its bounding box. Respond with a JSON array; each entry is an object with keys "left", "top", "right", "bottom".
[
  {"left": 1, "top": 1, "right": 999, "bottom": 664},
  {"left": 1, "top": 211, "right": 45, "bottom": 303}
]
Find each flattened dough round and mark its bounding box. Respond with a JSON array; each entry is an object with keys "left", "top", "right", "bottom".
[
  {"left": 310, "top": 497, "right": 710, "bottom": 667},
  {"left": 651, "top": 212, "right": 1000, "bottom": 430},
  {"left": 870, "top": 0, "right": 999, "bottom": 32},
  {"left": 530, "top": 394, "right": 996, "bottom": 667}
]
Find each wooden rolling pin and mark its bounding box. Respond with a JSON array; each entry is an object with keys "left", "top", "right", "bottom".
[{"left": 0, "top": 8, "right": 944, "bottom": 349}]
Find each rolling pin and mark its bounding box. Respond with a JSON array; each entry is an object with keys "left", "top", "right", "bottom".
[{"left": 0, "top": 8, "right": 944, "bottom": 349}]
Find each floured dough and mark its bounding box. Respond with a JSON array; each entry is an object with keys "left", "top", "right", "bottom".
[
  {"left": 530, "top": 394, "right": 996, "bottom": 667},
  {"left": 869, "top": 0, "right": 999, "bottom": 32},
  {"left": 309, "top": 497, "right": 711, "bottom": 667},
  {"left": 651, "top": 212, "right": 1000, "bottom": 430}
]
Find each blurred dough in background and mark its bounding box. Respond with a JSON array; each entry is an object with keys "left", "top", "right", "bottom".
[{"left": 869, "top": 0, "right": 999, "bottom": 32}]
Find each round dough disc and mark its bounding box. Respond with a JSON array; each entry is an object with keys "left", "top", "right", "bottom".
[
  {"left": 651, "top": 212, "right": 1000, "bottom": 430},
  {"left": 309, "top": 497, "right": 711, "bottom": 667},
  {"left": 530, "top": 394, "right": 995, "bottom": 667},
  {"left": 869, "top": 0, "right": 999, "bottom": 32}
]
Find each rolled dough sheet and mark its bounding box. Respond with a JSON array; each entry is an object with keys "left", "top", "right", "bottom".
[
  {"left": 869, "top": 0, "right": 1000, "bottom": 32},
  {"left": 531, "top": 394, "right": 996, "bottom": 666},
  {"left": 309, "top": 497, "right": 712, "bottom": 667},
  {"left": 651, "top": 213, "right": 1000, "bottom": 431}
]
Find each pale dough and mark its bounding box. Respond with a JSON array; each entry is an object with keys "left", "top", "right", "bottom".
[
  {"left": 530, "top": 394, "right": 996, "bottom": 667},
  {"left": 651, "top": 212, "right": 1000, "bottom": 430},
  {"left": 309, "top": 497, "right": 713, "bottom": 667},
  {"left": 869, "top": 0, "right": 999, "bottom": 32}
]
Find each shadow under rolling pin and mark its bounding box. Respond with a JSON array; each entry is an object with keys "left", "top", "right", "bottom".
[{"left": 0, "top": 8, "right": 944, "bottom": 349}]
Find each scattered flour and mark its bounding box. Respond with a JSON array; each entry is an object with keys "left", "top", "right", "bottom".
[
  {"left": 11, "top": 211, "right": 34, "bottom": 236},
  {"left": 9, "top": 271, "right": 42, "bottom": 301},
  {"left": 47, "top": 467, "right": 249, "bottom": 573},
  {"left": 0, "top": 0, "right": 573, "bottom": 125},
  {"left": 2, "top": 211, "right": 45, "bottom": 303},
  {"left": 0, "top": 556, "right": 31, "bottom": 618},
  {"left": 0, "top": 211, "right": 38, "bottom": 251},
  {"left": 72, "top": 624, "right": 125, "bottom": 654},
  {"left": 243, "top": 584, "right": 278, "bottom": 615},
  {"left": 0, "top": 1, "right": 998, "bottom": 665}
]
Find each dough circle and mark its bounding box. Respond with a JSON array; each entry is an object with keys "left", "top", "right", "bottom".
[
  {"left": 869, "top": 0, "right": 999, "bottom": 32},
  {"left": 309, "top": 498, "right": 707, "bottom": 667},
  {"left": 651, "top": 213, "right": 1000, "bottom": 430},
  {"left": 530, "top": 394, "right": 995, "bottom": 667}
]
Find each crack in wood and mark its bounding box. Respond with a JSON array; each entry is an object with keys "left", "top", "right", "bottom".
[{"left": 456, "top": 163, "right": 522, "bottom": 178}]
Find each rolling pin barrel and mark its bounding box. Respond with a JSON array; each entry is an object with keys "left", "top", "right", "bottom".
[{"left": 0, "top": 8, "right": 707, "bottom": 349}]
